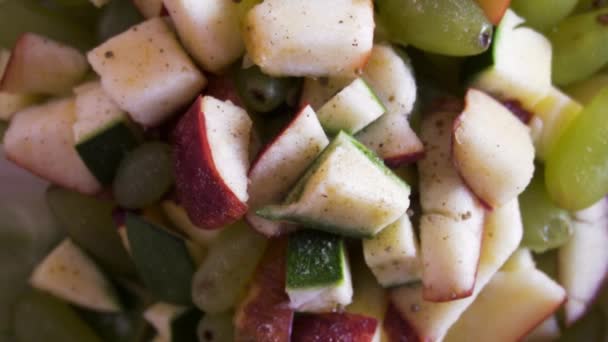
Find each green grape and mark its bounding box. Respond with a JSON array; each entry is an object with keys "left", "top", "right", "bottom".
[
  {"left": 375, "top": 0, "right": 492, "bottom": 56},
  {"left": 192, "top": 221, "right": 267, "bottom": 314},
  {"left": 113, "top": 142, "right": 174, "bottom": 209},
  {"left": 520, "top": 167, "right": 573, "bottom": 253},
  {"left": 550, "top": 9, "right": 608, "bottom": 86},
  {"left": 96, "top": 0, "right": 143, "bottom": 43},
  {"left": 46, "top": 186, "right": 135, "bottom": 276},
  {"left": 545, "top": 87, "right": 608, "bottom": 211},
  {"left": 14, "top": 291, "right": 102, "bottom": 342},
  {"left": 564, "top": 72, "right": 608, "bottom": 105},
  {"left": 235, "top": 65, "right": 294, "bottom": 113},
  {"left": 0, "top": 0, "right": 97, "bottom": 50},
  {"left": 510, "top": 0, "right": 578, "bottom": 32}
]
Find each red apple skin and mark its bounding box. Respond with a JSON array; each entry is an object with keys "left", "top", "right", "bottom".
[
  {"left": 234, "top": 238, "right": 294, "bottom": 342},
  {"left": 245, "top": 105, "right": 315, "bottom": 237},
  {"left": 474, "top": 0, "right": 511, "bottom": 25},
  {"left": 205, "top": 74, "right": 243, "bottom": 107},
  {"left": 383, "top": 303, "right": 420, "bottom": 342},
  {"left": 171, "top": 96, "right": 247, "bottom": 230},
  {"left": 291, "top": 312, "right": 378, "bottom": 342},
  {"left": 385, "top": 151, "right": 425, "bottom": 169}
]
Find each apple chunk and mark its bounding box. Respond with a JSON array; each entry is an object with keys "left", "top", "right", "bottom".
[
  {"left": 558, "top": 199, "right": 608, "bottom": 326},
  {"left": 417, "top": 109, "right": 485, "bottom": 302},
  {"left": 163, "top": 0, "right": 244, "bottom": 73},
  {"left": 291, "top": 312, "right": 378, "bottom": 342},
  {"left": 133, "top": 0, "right": 164, "bottom": 18},
  {"left": 0, "top": 33, "right": 88, "bottom": 96},
  {"left": 172, "top": 95, "right": 252, "bottom": 229},
  {"left": 3, "top": 98, "right": 101, "bottom": 194},
  {"left": 453, "top": 89, "right": 535, "bottom": 208},
  {"left": 235, "top": 239, "right": 293, "bottom": 342},
  {"left": 247, "top": 105, "right": 329, "bottom": 236},
  {"left": 390, "top": 199, "right": 523, "bottom": 341},
  {"left": 243, "top": 0, "right": 374, "bottom": 77},
  {"left": 444, "top": 268, "right": 566, "bottom": 342},
  {"left": 88, "top": 18, "right": 206, "bottom": 127}
]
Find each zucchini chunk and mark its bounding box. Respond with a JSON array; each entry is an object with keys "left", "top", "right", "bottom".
[
  {"left": 258, "top": 131, "right": 410, "bottom": 238},
  {"left": 286, "top": 230, "right": 353, "bottom": 313}
]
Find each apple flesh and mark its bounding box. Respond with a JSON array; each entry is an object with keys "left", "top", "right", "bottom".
[
  {"left": 291, "top": 312, "right": 378, "bottom": 342},
  {"left": 87, "top": 18, "right": 206, "bottom": 127},
  {"left": 558, "top": 199, "right": 608, "bottom": 326},
  {"left": 390, "top": 199, "right": 523, "bottom": 341},
  {"left": 172, "top": 95, "right": 252, "bottom": 229},
  {"left": 246, "top": 105, "right": 329, "bottom": 236},
  {"left": 163, "top": 0, "right": 244, "bottom": 73},
  {"left": 0, "top": 33, "right": 88, "bottom": 96},
  {"left": 444, "top": 268, "right": 566, "bottom": 342},
  {"left": 234, "top": 239, "right": 293, "bottom": 342},
  {"left": 3, "top": 98, "right": 101, "bottom": 195},
  {"left": 243, "top": 0, "right": 374, "bottom": 77},
  {"left": 453, "top": 89, "right": 535, "bottom": 208},
  {"left": 417, "top": 109, "right": 485, "bottom": 301}
]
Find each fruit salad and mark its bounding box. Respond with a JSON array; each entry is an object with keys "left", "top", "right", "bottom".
[{"left": 1, "top": 0, "right": 608, "bottom": 341}]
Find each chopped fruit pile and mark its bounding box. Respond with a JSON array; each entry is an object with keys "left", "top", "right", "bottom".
[{"left": 2, "top": 0, "right": 608, "bottom": 341}]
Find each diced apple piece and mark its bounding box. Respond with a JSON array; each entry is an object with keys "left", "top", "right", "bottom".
[
  {"left": 163, "top": 0, "right": 243, "bottom": 73},
  {"left": 417, "top": 109, "right": 485, "bottom": 301},
  {"left": 357, "top": 113, "right": 424, "bottom": 168},
  {"left": 235, "top": 239, "right": 293, "bottom": 342},
  {"left": 558, "top": 202, "right": 608, "bottom": 326},
  {"left": 472, "top": 9, "right": 552, "bottom": 110},
  {"left": 420, "top": 213, "right": 484, "bottom": 301},
  {"left": 3, "top": 98, "right": 101, "bottom": 194},
  {"left": 390, "top": 199, "right": 523, "bottom": 341},
  {"left": 291, "top": 312, "right": 378, "bottom": 342},
  {"left": 474, "top": 0, "right": 511, "bottom": 25},
  {"left": 0, "top": 49, "right": 38, "bottom": 120},
  {"left": 453, "top": 89, "right": 535, "bottom": 208},
  {"left": 418, "top": 110, "right": 482, "bottom": 219},
  {"left": 88, "top": 18, "right": 206, "bottom": 127},
  {"left": 172, "top": 95, "right": 251, "bottom": 229},
  {"left": 133, "top": 0, "right": 164, "bottom": 18},
  {"left": 0, "top": 33, "right": 88, "bottom": 96},
  {"left": 243, "top": 0, "right": 374, "bottom": 77},
  {"left": 363, "top": 214, "right": 421, "bottom": 287},
  {"left": 529, "top": 87, "right": 582, "bottom": 161},
  {"left": 247, "top": 105, "right": 329, "bottom": 236},
  {"left": 361, "top": 44, "right": 417, "bottom": 118},
  {"left": 444, "top": 269, "right": 566, "bottom": 342}
]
